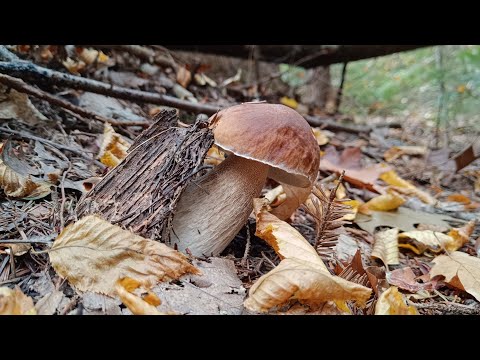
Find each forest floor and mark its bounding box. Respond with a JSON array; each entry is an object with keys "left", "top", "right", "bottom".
[{"left": 1, "top": 45, "right": 479, "bottom": 315}]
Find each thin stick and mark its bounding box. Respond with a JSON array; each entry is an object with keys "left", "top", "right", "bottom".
[
  {"left": 241, "top": 223, "right": 251, "bottom": 267},
  {"left": 335, "top": 62, "right": 348, "bottom": 113},
  {"left": 9, "top": 250, "right": 16, "bottom": 279},
  {"left": 0, "top": 239, "right": 53, "bottom": 244},
  {"left": 0, "top": 56, "right": 367, "bottom": 131},
  {"left": 0, "top": 127, "right": 106, "bottom": 169},
  {"left": 0, "top": 60, "right": 221, "bottom": 115},
  {"left": 59, "top": 164, "right": 72, "bottom": 231},
  {"left": 0, "top": 73, "right": 149, "bottom": 127}
]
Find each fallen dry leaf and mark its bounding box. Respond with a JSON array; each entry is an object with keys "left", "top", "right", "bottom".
[
  {"left": 371, "top": 228, "right": 399, "bottom": 266},
  {"left": 454, "top": 145, "right": 478, "bottom": 172},
  {"left": 0, "top": 286, "right": 36, "bottom": 315},
  {"left": 430, "top": 251, "right": 480, "bottom": 301},
  {"left": 312, "top": 128, "right": 330, "bottom": 146},
  {"left": 0, "top": 143, "right": 51, "bottom": 199},
  {"left": 62, "top": 57, "right": 86, "bottom": 75},
  {"left": 384, "top": 146, "right": 427, "bottom": 162},
  {"left": 98, "top": 123, "right": 131, "bottom": 167},
  {"left": 387, "top": 267, "right": 434, "bottom": 293},
  {"left": 115, "top": 277, "right": 165, "bottom": 315},
  {"left": 398, "top": 221, "right": 473, "bottom": 254},
  {"left": 244, "top": 199, "right": 371, "bottom": 313},
  {"left": 245, "top": 258, "right": 371, "bottom": 313},
  {"left": 355, "top": 207, "right": 457, "bottom": 234},
  {"left": 448, "top": 220, "right": 475, "bottom": 248},
  {"left": 280, "top": 96, "right": 298, "bottom": 109},
  {"left": 335, "top": 234, "right": 360, "bottom": 261},
  {"left": 151, "top": 257, "right": 246, "bottom": 315},
  {"left": 335, "top": 181, "right": 347, "bottom": 200},
  {"left": 375, "top": 286, "right": 418, "bottom": 315},
  {"left": 320, "top": 146, "right": 388, "bottom": 191},
  {"left": 35, "top": 290, "right": 65, "bottom": 315},
  {"left": 204, "top": 145, "right": 225, "bottom": 166},
  {"left": 342, "top": 199, "right": 361, "bottom": 221},
  {"left": 0, "top": 83, "right": 48, "bottom": 126},
  {"left": 176, "top": 66, "right": 192, "bottom": 88},
  {"left": 361, "top": 192, "right": 405, "bottom": 213},
  {"left": 365, "top": 266, "right": 389, "bottom": 297},
  {"left": 446, "top": 193, "right": 471, "bottom": 204},
  {"left": 77, "top": 47, "right": 110, "bottom": 65},
  {"left": 49, "top": 215, "right": 200, "bottom": 297},
  {"left": 380, "top": 170, "right": 436, "bottom": 205},
  {"left": 254, "top": 199, "right": 320, "bottom": 264},
  {"left": 8, "top": 243, "right": 31, "bottom": 256}
]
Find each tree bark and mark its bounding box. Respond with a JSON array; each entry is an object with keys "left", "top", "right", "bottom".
[{"left": 165, "top": 45, "right": 430, "bottom": 68}]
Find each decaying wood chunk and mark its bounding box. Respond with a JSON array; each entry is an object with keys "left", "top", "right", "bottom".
[{"left": 75, "top": 109, "right": 214, "bottom": 242}]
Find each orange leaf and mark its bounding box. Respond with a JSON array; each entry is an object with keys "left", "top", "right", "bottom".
[
  {"left": 446, "top": 193, "right": 471, "bottom": 204},
  {"left": 320, "top": 147, "right": 388, "bottom": 191}
]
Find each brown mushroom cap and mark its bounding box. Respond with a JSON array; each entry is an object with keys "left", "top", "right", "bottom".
[{"left": 211, "top": 103, "right": 320, "bottom": 188}]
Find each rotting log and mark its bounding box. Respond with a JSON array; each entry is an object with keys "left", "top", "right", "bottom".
[
  {"left": 75, "top": 110, "right": 214, "bottom": 242},
  {"left": 164, "top": 45, "right": 430, "bottom": 68}
]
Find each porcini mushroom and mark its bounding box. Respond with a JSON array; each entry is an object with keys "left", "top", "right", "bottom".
[{"left": 171, "top": 103, "right": 320, "bottom": 256}]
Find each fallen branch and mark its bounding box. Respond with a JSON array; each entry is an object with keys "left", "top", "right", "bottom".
[
  {"left": 304, "top": 115, "right": 371, "bottom": 134},
  {"left": 91, "top": 45, "right": 178, "bottom": 70},
  {"left": 0, "top": 239, "right": 53, "bottom": 244},
  {"left": 0, "top": 60, "right": 221, "bottom": 115},
  {"left": 0, "top": 127, "right": 105, "bottom": 169},
  {"left": 412, "top": 301, "right": 480, "bottom": 315},
  {"left": 0, "top": 57, "right": 390, "bottom": 133},
  {"left": 0, "top": 73, "right": 150, "bottom": 128}
]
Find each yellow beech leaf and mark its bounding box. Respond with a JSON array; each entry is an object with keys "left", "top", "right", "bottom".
[
  {"left": 204, "top": 145, "right": 225, "bottom": 166},
  {"left": 49, "top": 215, "right": 200, "bottom": 297},
  {"left": 280, "top": 96, "right": 298, "bottom": 109},
  {"left": 78, "top": 48, "right": 110, "bottom": 65},
  {"left": 62, "top": 57, "right": 86, "bottom": 74},
  {"left": 448, "top": 220, "right": 475, "bottom": 249},
  {"left": 176, "top": 66, "right": 192, "bottom": 88},
  {"left": 457, "top": 84, "right": 466, "bottom": 94},
  {"left": 398, "top": 230, "right": 458, "bottom": 254},
  {"left": 375, "top": 286, "right": 418, "bottom": 315},
  {"left": 342, "top": 199, "right": 361, "bottom": 221},
  {"left": 0, "top": 286, "right": 36, "bottom": 315},
  {"left": 362, "top": 192, "right": 405, "bottom": 212},
  {"left": 335, "top": 182, "right": 347, "bottom": 200},
  {"left": 371, "top": 228, "right": 399, "bottom": 266},
  {"left": 312, "top": 128, "right": 330, "bottom": 146},
  {"left": 98, "top": 123, "right": 131, "bottom": 167},
  {"left": 390, "top": 186, "right": 437, "bottom": 205},
  {"left": 0, "top": 143, "right": 51, "bottom": 199},
  {"left": 245, "top": 199, "right": 372, "bottom": 313},
  {"left": 380, "top": 170, "right": 436, "bottom": 205},
  {"left": 254, "top": 199, "right": 321, "bottom": 266},
  {"left": 245, "top": 258, "right": 371, "bottom": 313},
  {"left": 380, "top": 170, "right": 414, "bottom": 188},
  {"left": 115, "top": 277, "right": 165, "bottom": 315},
  {"left": 384, "top": 146, "right": 427, "bottom": 162},
  {"left": 430, "top": 251, "right": 480, "bottom": 301}
]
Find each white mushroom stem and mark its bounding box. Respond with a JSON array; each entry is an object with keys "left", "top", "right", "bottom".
[{"left": 171, "top": 154, "right": 269, "bottom": 257}]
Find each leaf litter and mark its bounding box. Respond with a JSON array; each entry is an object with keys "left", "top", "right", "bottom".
[{"left": 1, "top": 44, "right": 480, "bottom": 315}]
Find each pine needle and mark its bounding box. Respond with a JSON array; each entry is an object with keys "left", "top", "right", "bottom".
[{"left": 303, "top": 172, "right": 351, "bottom": 257}]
